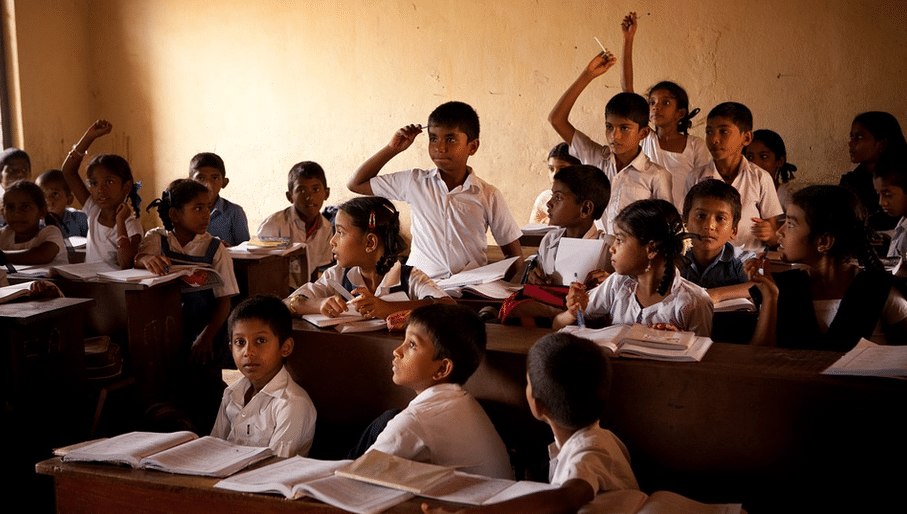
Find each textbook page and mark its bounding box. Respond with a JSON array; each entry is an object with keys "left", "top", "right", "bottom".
[
  {"left": 420, "top": 472, "right": 515, "bottom": 505},
  {"left": 63, "top": 431, "right": 197, "bottom": 467},
  {"left": 214, "top": 456, "right": 347, "bottom": 498},
  {"left": 298, "top": 475, "right": 413, "bottom": 514},
  {"left": 0, "top": 281, "right": 33, "bottom": 304},
  {"left": 579, "top": 490, "right": 742, "bottom": 514},
  {"left": 51, "top": 261, "right": 118, "bottom": 280},
  {"left": 436, "top": 256, "right": 520, "bottom": 290},
  {"left": 822, "top": 339, "right": 907, "bottom": 378},
  {"left": 335, "top": 449, "right": 455, "bottom": 494},
  {"left": 553, "top": 238, "right": 606, "bottom": 286},
  {"left": 139, "top": 436, "right": 272, "bottom": 477}
]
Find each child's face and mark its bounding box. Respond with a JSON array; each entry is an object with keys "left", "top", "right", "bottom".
[
  {"left": 873, "top": 176, "right": 907, "bottom": 218},
  {"left": 1, "top": 157, "right": 30, "bottom": 190},
  {"left": 609, "top": 225, "right": 652, "bottom": 276},
  {"left": 685, "top": 197, "right": 738, "bottom": 257},
  {"left": 777, "top": 204, "right": 818, "bottom": 264},
  {"left": 546, "top": 180, "right": 585, "bottom": 229},
  {"left": 38, "top": 181, "right": 73, "bottom": 217},
  {"left": 705, "top": 117, "right": 752, "bottom": 163},
  {"left": 648, "top": 89, "right": 685, "bottom": 130},
  {"left": 849, "top": 122, "right": 885, "bottom": 164},
  {"left": 1, "top": 190, "right": 44, "bottom": 235},
  {"left": 170, "top": 192, "right": 211, "bottom": 235},
  {"left": 547, "top": 157, "right": 572, "bottom": 182},
  {"left": 230, "top": 318, "right": 293, "bottom": 393},
  {"left": 287, "top": 176, "right": 329, "bottom": 223},
  {"left": 427, "top": 124, "right": 479, "bottom": 174},
  {"left": 745, "top": 141, "right": 785, "bottom": 176},
  {"left": 605, "top": 115, "right": 647, "bottom": 159},
  {"left": 330, "top": 210, "right": 369, "bottom": 268},
  {"left": 392, "top": 322, "right": 447, "bottom": 393},
  {"left": 87, "top": 166, "right": 131, "bottom": 210},
  {"left": 191, "top": 166, "right": 228, "bottom": 203}
]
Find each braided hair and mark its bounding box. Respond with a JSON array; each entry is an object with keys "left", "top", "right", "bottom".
[
  {"left": 614, "top": 199, "right": 692, "bottom": 296},
  {"left": 146, "top": 179, "right": 209, "bottom": 231},
  {"left": 647, "top": 81, "right": 700, "bottom": 136},
  {"left": 337, "top": 196, "right": 406, "bottom": 275}
]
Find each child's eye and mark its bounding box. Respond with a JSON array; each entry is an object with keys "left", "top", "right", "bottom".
[
  {"left": 256, "top": 337, "right": 268, "bottom": 344},
  {"left": 232, "top": 339, "right": 246, "bottom": 347}
]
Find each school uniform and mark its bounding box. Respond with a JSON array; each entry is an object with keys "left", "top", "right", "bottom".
[
  {"left": 60, "top": 207, "right": 88, "bottom": 238},
  {"left": 207, "top": 196, "right": 250, "bottom": 247},
  {"left": 640, "top": 132, "right": 711, "bottom": 208},
  {"left": 0, "top": 225, "right": 68, "bottom": 267},
  {"left": 683, "top": 159, "right": 783, "bottom": 252},
  {"left": 211, "top": 365, "right": 317, "bottom": 458},
  {"left": 535, "top": 225, "right": 612, "bottom": 284},
  {"left": 368, "top": 383, "right": 513, "bottom": 479},
  {"left": 586, "top": 272, "right": 713, "bottom": 337},
  {"left": 290, "top": 261, "right": 449, "bottom": 301},
  {"left": 548, "top": 424, "right": 639, "bottom": 494},
  {"left": 83, "top": 197, "right": 143, "bottom": 267},
  {"left": 681, "top": 243, "right": 754, "bottom": 289},
  {"left": 887, "top": 217, "right": 907, "bottom": 273},
  {"left": 369, "top": 167, "right": 523, "bottom": 280},
  {"left": 569, "top": 130, "right": 673, "bottom": 234},
  {"left": 257, "top": 207, "right": 333, "bottom": 290}
]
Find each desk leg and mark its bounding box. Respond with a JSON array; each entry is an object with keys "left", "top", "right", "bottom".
[{"left": 125, "top": 285, "right": 183, "bottom": 406}]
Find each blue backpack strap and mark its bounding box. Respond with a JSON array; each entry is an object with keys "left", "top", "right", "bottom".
[
  {"left": 388, "top": 265, "right": 412, "bottom": 295},
  {"left": 159, "top": 233, "right": 220, "bottom": 265}
]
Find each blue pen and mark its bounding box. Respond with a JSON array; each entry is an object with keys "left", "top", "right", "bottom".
[{"left": 574, "top": 273, "right": 586, "bottom": 329}]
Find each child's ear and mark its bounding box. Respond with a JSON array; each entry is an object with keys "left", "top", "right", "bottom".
[
  {"left": 323, "top": 186, "right": 330, "bottom": 201},
  {"left": 65, "top": 192, "right": 75, "bottom": 206},
  {"left": 433, "top": 358, "right": 453, "bottom": 381},
  {"left": 742, "top": 130, "right": 754, "bottom": 146},
  {"left": 468, "top": 138, "right": 480, "bottom": 156},
  {"left": 731, "top": 222, "right": 739, "bottom": 238},
  {"left": 579, "top": 200, "right": 595, "bottom": 219},
  {"left": 280, "top": 337, "right": 294, "bottom": 358},
  {"left": 638, "top": 125, "right": 651, "bottom": 139},
  {"left": 816, "top": 233, "right": 835, "bottom": 254},
  {"left": 285, "top": 191, "right": 293, "bottom": 204},
  {"left": 364, "top": 232, "right": 379, "bottom": 253},
  {"left": 169, "top": 207, "right": 180, "bottom": 224},
  {"left": 646, "top": 240, "right": 660, "bottom": 260},
  {"left": 222, "top": 177, "right": 230, "bottom": 188}
]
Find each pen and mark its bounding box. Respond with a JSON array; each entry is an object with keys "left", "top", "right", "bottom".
[{"left": 575, "top": 273, "right": 586, "bottom": 329}]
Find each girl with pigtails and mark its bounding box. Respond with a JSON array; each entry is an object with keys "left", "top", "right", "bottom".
[
  {"left": 554, "top": 199, "right": 713, "bottom": 337},
  {"left": 284, "top": 196, "right": 453, "bottom": 324}
]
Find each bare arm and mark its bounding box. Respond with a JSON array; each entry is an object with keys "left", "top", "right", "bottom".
[
  {"left": 548, "top": 52, "right": 617, "bottom": 144},
  {"left": 745, "top": 257, "right": 778, "bottom": 346},
  {"left": 347, "top": 124, "right": 423, "bottom": 195},
  {"left": 4, "top": 241, "right": 60, "bottom": 265},
  {"left": 421, "top": 479, "right": 594, "bottom": 514},
  {"left": 62, "top": 120, "right": 113, "bottom": 206},
  {"left": 620, "top": 12, "right": 638, "bottom": 93}
]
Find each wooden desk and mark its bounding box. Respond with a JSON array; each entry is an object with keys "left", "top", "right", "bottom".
[
  {"left": 35, "top": 457, "right": 429, "bottom": 514},
  {"left": 230, "top": 246, "right": 307, "bottom": 299},
  {"left": 288, "top": 322, "right": 907, "bottom": 513}
]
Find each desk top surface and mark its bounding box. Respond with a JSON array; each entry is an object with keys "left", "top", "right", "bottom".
[{"left": 0, "top": 296, "right": 95, "bottom": 323}]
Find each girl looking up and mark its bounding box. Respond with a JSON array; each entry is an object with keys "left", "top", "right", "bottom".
[
  {"left": 620, "top": 12, "right": 711, "bottom": 209},
  {"left": 553, "top": 199, "right": 712, "bottom": 336},
  {"left": 745, "top": 129, "right": 798, "bottom": 212},
  {"left": 528, "top": 143, "right": 581, "bottom": 224},
  {"left": 62, "top": 120, "right": 142, "bottom": 268},
  {"left": 136, "top": 179, "right": 239, "bottom": 364},
  {"left": 285, "top": 196, "right": 453, "bottom": 322},
  {"left": 0, "top": 181, "right": 68, "bottom": 266},
  {"left": 747, "top": 185, "right": 907, "bottom": 349}
]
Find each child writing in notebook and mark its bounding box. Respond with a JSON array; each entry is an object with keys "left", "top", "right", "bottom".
[
  {"left": 285, "top": 196, "right": 453, "bottom": 321},
  {"left": 62, "top": 120, "right": 143, "bottom": 268},
  {"left": 136, "top": 179, "right": 240, "bottom": 364},
  {"left": 211, "top": 295, "right": 317, "bottom": 457},
  {"left": 189, "top": 152, "right": 250, "bottom": 247},
  {"left": 745, "top": 130, "right": 798, "bottom": 212},
  {"left": 620, "top": 11, "right": 710, "bottom": 209},
  {"left": 747, "top": 185, "right": 907, "bottom": 349},
  {"left": 554, "top": 199, "right": 713, "bottom": 336},
  {"left": 422, "top": 332, "right": 638, "bottom": 514},
  {"left": 528, "top": 143, "right": 582, "bottom": 225},
  {"left": 36, "top": 169, "right": 89, "bottom": 238},
  {"left": 0, "top": 181, "right": 68, "bottom": 266}
]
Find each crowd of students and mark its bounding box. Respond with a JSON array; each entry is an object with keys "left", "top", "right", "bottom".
[{"left": 2, "top": 10, "right": 906, "bottom": 513}]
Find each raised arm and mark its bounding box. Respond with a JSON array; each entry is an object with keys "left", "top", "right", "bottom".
[
  {"left": 347, "top": 124, "right": 423, "bottom": 195},
  {"left": 547, "top": 52, "right": 617, "bottom": 144},
  {"left": 62, "top": 120, "right": 113, "bottom": 205},
  {"left": 620, "top": 12, "right": 638, "bottom": 93}
]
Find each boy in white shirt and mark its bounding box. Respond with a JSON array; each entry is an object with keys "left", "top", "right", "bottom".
[
  {"left": 211, "top": 296, "right": 317, "bottom": 457},
  {"left": 548, "top": 51, "right": 672, "bottom": 234},
  {"left": 874, "top": 154, "right": 907, "bottom": 277},
  {"left": 347, "top": 101, "right": 523, "bottom": 279}
]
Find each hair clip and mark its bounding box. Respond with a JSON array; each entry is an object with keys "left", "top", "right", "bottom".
[
  {"left": 687, "top": 107, "right": 701, "bottom": 120},
  {"left": 368, "top": 210, "right": 376, "bottom": 229}
]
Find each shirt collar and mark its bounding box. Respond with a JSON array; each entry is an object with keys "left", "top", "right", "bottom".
[
  {"left": 426, "top": 167, "right": 477, "bottom": 193},
  {"left": 410, "top": 382, "right": 464, "bottom": 406},
  {"left": 230, "top": 365, "right": 289, "bottom": 404},
  {"left": 212, "top": 196, "right": 225, "bottom": 213}
]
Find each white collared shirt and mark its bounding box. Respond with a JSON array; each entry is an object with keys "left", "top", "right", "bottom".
[
  {"left": 290, "top": 260, "right": 449, "bottom": 301},
  {"left": 548, "top": 424, "right": 639, "bottom": 494},
  {"left": 370, "top": 168, "right": 522, "bottom": 279},
  {"left": 83, "top": 196, "right": 143, "bottom": 267},
  {"left": 257, "top": 206, "right": 334, "bottom": 289},
  {"left": 211, "top": 366, "right": 317, "bottom": 457},
  {"left": 135, "top": 227, "right": 239, "bottom": 298},
  {"left": 640, "top": 132, "right": 712, "bottom": 208}
]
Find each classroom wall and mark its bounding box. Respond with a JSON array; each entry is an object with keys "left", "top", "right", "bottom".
[{"left": 8, "top": 0, "right": 907, "bottom": 232}]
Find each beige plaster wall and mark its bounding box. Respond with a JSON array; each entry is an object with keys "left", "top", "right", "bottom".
[{"left": 9, "top": 0, "right": 907, "bottom": 233}]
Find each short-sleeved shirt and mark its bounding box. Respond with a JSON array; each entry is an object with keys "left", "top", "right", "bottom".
[
  {"left": 683, "top": 159, "right": 783, "bottom": 251},
  {"left": 136, "top": 227, "right": 239, "bottom": 298},
  {"left": 211, "top": 366, "right": 317, "bottom": 458},
  {"left": 0, "top": 225, "right": 68, "bottom": 266},
  {"left": 290, "top": 260, "right": 449, "bottom": 301},
  {"left": 369, "top": 168, "right": 522, "bottom": 279},
  {"left": 570, "top": 130, "right": 673, "bottom": 234},
  {"left": 548, "top": 424, "right": 639, "bottom": 494},
  {"left": 640, "top": 132, "right": 712, "bottom": 209},
  {"left": 536, "top": 225, "right": 612, "bottom": 284},
  {"left": 368, "top": 383, "right": 513, "bottom": 479},
  {"left": 681, "top": 242, "right": 754, "bottom": 289},
  {"left": 586, "top": 272, "right": 714, "bottom": 337},
  {"left": 61, "top": 208, "right": 89, "bottom": 238},
  {"left": 257, "top": 207, "right": 334, "bottom": 289},
  {"left": 83, "top": 197, "right": 143, "bottom": 267},
  {"left": 208, "top": 196, "right": 250, "bottom": 247}
]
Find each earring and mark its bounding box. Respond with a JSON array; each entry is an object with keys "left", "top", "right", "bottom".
[{"left": 645, "top": 260, "right": 652, "bottom": 273}]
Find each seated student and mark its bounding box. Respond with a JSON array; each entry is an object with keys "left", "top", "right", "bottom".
[
  {"left": 360, "top": 304, "right": 512, "bottom": 479},
  {"left": 36, "top": 169, "right": 89, "bottom": 238},
  {"left": 554, "top": 199, "right": 713, "bottom": 337},
  {"left": 747, "top": 185, "right": 907, "bottom": 349},
  {"left": 422, "top": 332, "right": 638, "bottom": 514},
  {"left": 0, "top": 147, "right": 31, "bottom": 226},
  {"left": 874, "top": 152, "right": 907, "bottom": 277},
  {"left": 0, "top": 181, "right": 68, "bottom": 267},
  {"left": 285, "top": 196, "right": 453, "bottom": 321},
  {"left": 528, "top": 143, "right": 581, "bottom": 225},
  {"left": 258, "top": 161, "right": 333, "bottom": 290},
  {"left": 548, "top": 51, "right": 672, "bottom": 234},
  {"left": 347, "top": 101, "right": 523, "bottom": 280},
  {"left": 211, "top": 295, "right": 317, "bottom": 457},
  {"left": 189, "top": 152, "right": 250, "bottom": 246},
  {"left": 684, "top": 102, "right": 783, "bottom": 252},
  {"left": 681, "top": 179, "right": 755, "bottom": 303},
  {"left": 745, "top": 130, "right": 798, "bottom": 213}
]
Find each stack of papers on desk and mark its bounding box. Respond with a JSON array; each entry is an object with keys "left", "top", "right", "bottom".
[
  {"left": 51, "top": 261, "right": 118, "bottom": 280},
  {"left": 435, "top": 257, "right": 520, "bottom": 297},
  {"left": 561, "top": 324, "right": 713, "bottom": 362},
  {"left": 96, "top": 265, "right": 223, "bottom": 288},
  {"left": 822, "top": 339, "right": 907, "bottom": 378},
  {"left": 229, "top": 240, "right": 305, "bottom": 257}
]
